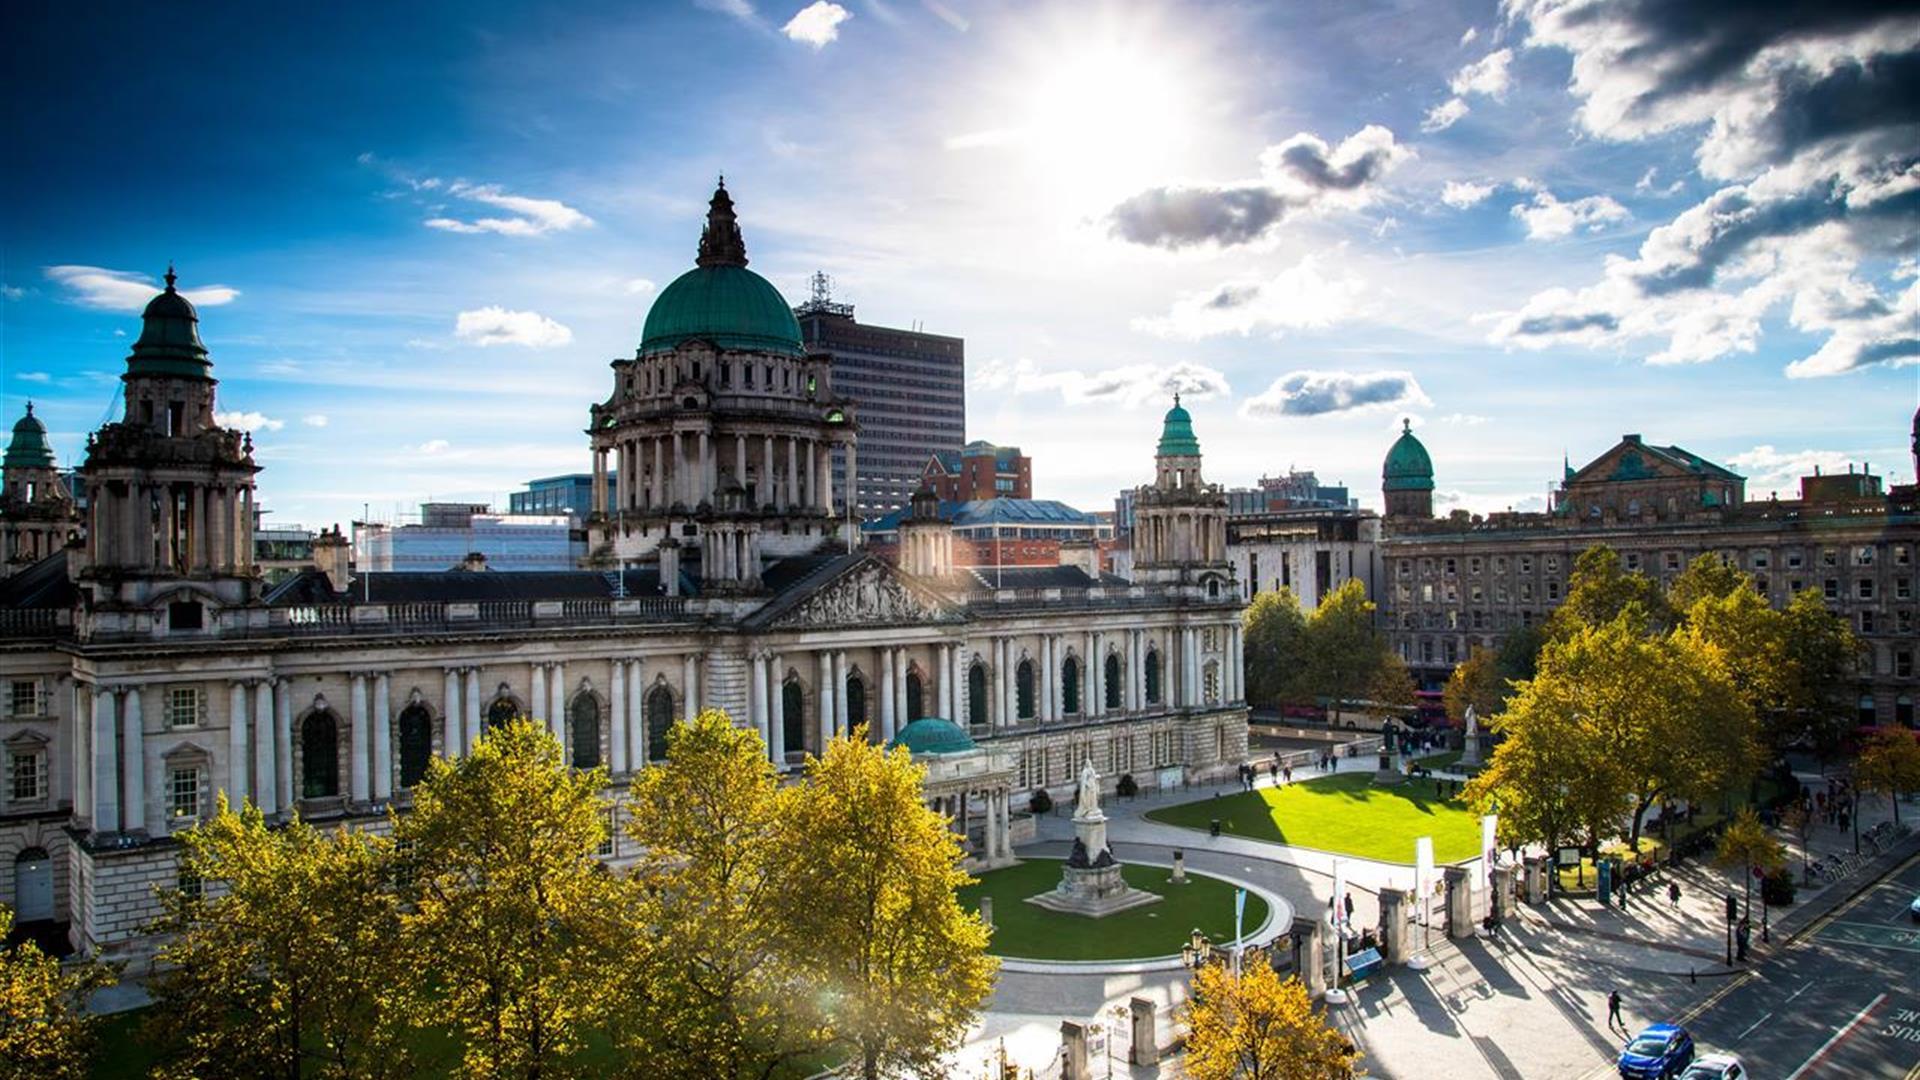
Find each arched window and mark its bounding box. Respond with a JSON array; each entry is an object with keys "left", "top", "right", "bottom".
[
  {"left": 967, "top": 662, "right": 988, "bottom": 727},
  {"left": 646, "top": 686, "right": 675, "bottom": 763},
  {"left": 1105, "top": 653, "right": 1123, "bottom": 710},
  {"left": 1144, "top": 648, "right": 1162, "bottom": 705},
  {"left": 906, "top": 671, "right": 925, "bottom": 721},
  {"left": 782, "top": 678, "right": 805, "bottom": 756},
  {"left": 397, "top": 704, "right": 433, "bottom": 788},
  {"left": 1062, "top": 656, "right": 1081, "bottom": 714},
  {"left": 1858, "top": 694, "right": 1877, "bottom": 726},
  {"left": 301, "top": 710, "right": 339, "bottom": 799},
  {"left": 1203, "top": 661, "right": 1221, "bottom": 705},
  {"left": 569, "top": 693, "right": 601, "bottom": 770},
  {"left": 845, "top": 674, "right": 866, "bottom": 735},
  {"left": 1016, "top": 660, "right": 1036, "bottom": 720},
  {"left": 486, "top": 696, "right": 517, "bottom": 733},
  {"left": 1896, "top": 695, "right": 1914, "bottom": 727}
]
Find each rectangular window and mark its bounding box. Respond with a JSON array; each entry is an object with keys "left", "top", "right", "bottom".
[
  {"left": 1421, "top": 583, "right": 1434, "bottom": 602},
  {"left": 169, "top": 767, "right": 202, "bottom": 821},
  {"left": 1493, "top": 557, "right": 1508, "bottom": 574},
  {"left": 1521, "top": 582, "right": 1534, "bottom": 601},
  {"left": 1624, "top": 552, "right": 1642, "bottom": 571},
  {"left": 1471, "top": 611, "right": 1486, "bottom": 629},
  {"left": 167, "top": 687, "right": 203, "bottom": 729},
  {"left": 1494, "top": 585, "right": 1509, "bottom": 603},
  {"left": 1857, "top": 579, "right": 1875, "bottom": 600},
  {"left": 1824, "top": 579, "right": 1839, "bottom": 600},
  {"left": 1664, "top": 552, "right": 1681, "bottom": 571},
  {"left": 598, "top": 808, "right": 617, "bottom": 857},
  {"left": 1751, "top": 551, "right": 1770, "bottom": 569},
  {"left": 1898, "top": 578, "right": 1912, "bottom": 600},
  {"left": 1396, "top": 583, "right": 1411, "bottom": 603},
  {"left": 1896, "top": 546, "right": 1912, "bottom": 567},
  {"left": 7, "top": 680, "right": 41, "bottom": 717},
  {"left": 1546, "top": 580, "right": 1561, "bottom": 601},
  {"left": 1469, "top": 557, "right": 1483, "bottom": 574},
  {"left": 1444, "top": 584, "right": 1459, "bottom": 603},
  {"left": 1787, "top": 551, "right": 1804, "bottom": 569},
  {"left": 177, "top": 870, "right": 202, "bottom": 901},
  {"left": 1397, "top": 560, "right": 1411, "bottom": 578},
  {"left": 1897, "top": 651, "right": 1914, "bottom": 679},
  {"left": 1470, "top": 585, "right": 1485, "bottom": 603},
  {"left": 9, "top": 751, "right": 46, "bottom": 803},
  {"left": 1444, "top": 558, "right": 1457, "bottom": 576},
  {"left": 1822, "top": 549, "right": 1838, "bottom": 567},
  {"left": 1855, "top": 546, "right": 1875, "bottom": 566},
  {"left": 1860, "top": 611, "right": 1877, "bottom": 633}
]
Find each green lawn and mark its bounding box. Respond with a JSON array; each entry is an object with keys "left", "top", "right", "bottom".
[
  {"left": 1415, "top": 750, "right": 1464, "bottom": 772},
  {"left": 958, "top": 858, "right": 1267, "bottom": 962},
  {"left": 1145, "top": 771, "right": 1483, "bottom": 864}
]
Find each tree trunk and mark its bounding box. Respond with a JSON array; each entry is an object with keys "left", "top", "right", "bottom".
[{"left": 863, "top": 1042, "right": 880, "bottom": 1080}]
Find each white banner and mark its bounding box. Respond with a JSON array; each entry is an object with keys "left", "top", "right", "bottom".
[
  {"left": 1481, "top": 814, "right": 1499, "bottom": 892},
  {"left": 1331, "top": 857, "right": 1346, "bottom": 931},
  {"left": 1415, "top": 836, "right": 1434, "bottom": 908}
]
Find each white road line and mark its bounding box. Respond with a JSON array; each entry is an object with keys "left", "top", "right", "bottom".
[
  {"left": 1737, "top": 1011, "right": 1773, "bottom": 1042},
  {"left": 1783, "top": 991, "right": 1887, "bottom": 1080},
  {"left": 1784, "top": 981, "right": 1813, "bottom": 1004}
]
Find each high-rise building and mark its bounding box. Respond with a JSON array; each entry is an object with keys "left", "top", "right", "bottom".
[
  {"left": 923, "top": 441, "right": 1031, "bottom": 501},
  {"left": 795, "top": 274, "right": 964, "bottom": 520},
  {"left": 511, "top": 474, "right": 608, "bottom": 522}
]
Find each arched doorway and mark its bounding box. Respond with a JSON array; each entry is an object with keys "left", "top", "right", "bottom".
[
  {"left": 486, "top": 696, "right": 517, "bottom": 733},
  {"left": 1062, "top": 657, "right": 1081, "bottom": 714},
  {"left": 782, "top": 678, "right": 805, "bottom": 756},
  {"left": 397, "top": 705, "right": 433, "bottom": 788},
  {"left": 905, "top": 671, "right": 925, "bottom": 722},
  {"left": 301, "top": 710, "right": 340, "bottom": 799},
  {"left": 1144, "top": 648, "right": 1162, "bottom": 705},
  {"left": 569, "top": 694, "right": 601, "bottom": 770},
  {"left": 845, "top": 674, "right": 866, "bottom": 737},
  {"left": 1016, "top": 660, "right": 1036, "bottom": 720},
  {"left": 12, "top": 847, "right": 52, "bottom": 923},
  {"left": 967, "top": 662, "right": 988, "bottom": 727},
  {"left": 646, "top": 685, "right": 675, "bottom": 763},
  {"left": 1105, "top": 653, "right": 1123, "bottom": 710}
]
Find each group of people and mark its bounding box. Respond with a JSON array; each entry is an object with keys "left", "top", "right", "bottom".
[{"left": 1235, "top": 755, "right": 1300, "bottom": 791}]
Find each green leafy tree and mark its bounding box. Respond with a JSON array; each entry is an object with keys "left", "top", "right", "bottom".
[
  {"left": 149, "top": 798, "right": 414, "bottom": 1080},
  {"left": 1777, "top": 588, "right": 1863, "bottom": 763},
  {"left": 1181, "top": 956, "right": 1357, "bottom": 1080},
  {"left": 1443, "top": 645, "right": 1504, "bottom": 724},
  {"left": 615, "top": 709, "right": 825, "bottom": 1080},
  {"left": 0, "top": 906, "right": 114, "bottom": 1080},
  {"left": 1495, "top": 624, "right": 1546, "bottom": 684},
  {"left": 1546, "top": 545, "right": 1672, "bottom": 643},
  {"left": 1715, "top": 808, "right": 1786, "bottom": 919},
  {"left": 1242, "top": 588, "right": 1309, "bottom": 708},
  {"left": 1367, "top": 651, "right": 1418, "bottom": 714},
  {"left": 395, "top": 718, "right": 617, "bottom": 1080},
  {"left": 773, "top": 729, "right": 997, "bottom": 1080},
  {"left": 1855, "top": 730, "right": 1920, "bottom": 826},
  {"left": 1667, "top": 552, "right": 1753, "bottom": 612},
  {"left": 1300, "top": 579, "right": 1391, "bottom": 721}
]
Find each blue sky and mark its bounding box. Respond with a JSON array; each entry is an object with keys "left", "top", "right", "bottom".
[{"left": 4, "top": 0, "right": 1916, "bottom": 531}]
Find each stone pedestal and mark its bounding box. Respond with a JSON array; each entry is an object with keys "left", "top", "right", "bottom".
[
  {"left": 1522, "top": 854, "right": 1548, "bottom": 904},
  {"left": 1492, "top": 864, "right": 1515, "bottom": 922},
  {"left": 1445, "top": 866, "right": 1474, "bottom": 940},
  {"left": 1460, "top": 709, "right": 1482, "bottom": 768},
  {"left": 1060, "top": 1021, "right": 1089, "bottom": 1080},
  {"left": 1374, "top": 751, "right": 1405, "bottom": 786},
  {"left": 1028, "top": 763, "right": 1161, "bottom": 918},
  {"left": 1378, "top": 887, "right": 1409, "bottom": 965},
  {"left": 980, "top": 895, "right": 994, "bottom": 930},
  {"left": 1171, "top": 849, "right": 1186, "bottom": 884},
  {"left": 1128, "top": 997, "right": 1159, "bottom": 1066},
  {"left": 1292, "top": 916, "right": 1327, "bottom": 998}
]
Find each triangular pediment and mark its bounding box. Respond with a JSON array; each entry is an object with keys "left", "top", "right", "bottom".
[
  {"left": 1568, "top": 441, "right": 1695, "bottom": 487},
  {"left": 755, "top": 555, "right": 966, "bottom": 629}
]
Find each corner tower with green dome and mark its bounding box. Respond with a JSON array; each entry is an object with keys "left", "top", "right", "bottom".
[
  {"left": 0, "top": 402, "right": 80, "bottom": 575},
  {"left": 1132, "top": 395, "right": 1231, "bottom": 590},
  {"left": 1382, "top": 417, "right": 1435, "bottom": 519},
  {"left": 587, "top": 181, "right": 860, "bottom": 588}
]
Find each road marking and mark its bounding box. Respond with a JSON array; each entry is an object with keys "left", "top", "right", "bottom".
[
  {"left": 1785, "top": 981, "right": 1813, "bottom": 1004},
  {"left": 1783, "top": 991, "right": 1886, "bottom": 1080},
  {"left": 1737, "top": 1010, "right": 1772, "bottom": 1041},
  {"left": 1680, "top": 971, "right": 1754, "bottom": 1024}
]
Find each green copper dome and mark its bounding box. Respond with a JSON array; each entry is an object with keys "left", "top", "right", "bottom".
[
  {"left": 1382, "top": 419, "right": 1434, "bottom": 492},
  {"left": 3, "top": 404, "right": 56, "bottom": 470},
  {"left": 887, "top": 717, "right": 977, "bottom": 756},
  {"left": 638, "top": 183, "right": 804, "bottom": 359},
  {"left": 1156, "top": 395, "right": 1201, "bottom": 456},
  {"left": 127, "top": 267, "right": 213, "bottom": 380}
]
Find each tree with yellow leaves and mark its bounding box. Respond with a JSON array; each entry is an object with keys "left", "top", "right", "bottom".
[
  {"left": 1715, "top": 808, "right": 1786, "bottom": 920},
  {"left": 0, "top": 906, "right": 113, "bottom": 1080},
  {"left": 772, "top": 727, "right": 997, "bottom": 1080},
  {"left": 394, "top": 718, "right": 617, "bottom": 1080},
  {"left": 1181, "top": 954, "right": 1358, "bottom": 1080},
  {"left": 1855, "top": 729, "right": 1920, "bottom": 826}
]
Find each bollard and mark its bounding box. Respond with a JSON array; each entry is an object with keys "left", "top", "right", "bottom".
[
  {"left": 980, "top": 895, "right": 994, "bottom": 930},
  {"left": 1171, "top": 849, "right": 1187, "bottom": 884},
  {"left": 1378, "top": 888, "right": 1410, "bottom": 965}
]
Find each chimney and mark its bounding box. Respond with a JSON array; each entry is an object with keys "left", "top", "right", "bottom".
[
  {"left": 313, "top": 525, "right": 352, "bottom": 592},
  {"left": 458, "top": 551, "right": 488, "bottom": 572},
  {"left": 659, "top": 538, "right": 681, "bottom": 597}
]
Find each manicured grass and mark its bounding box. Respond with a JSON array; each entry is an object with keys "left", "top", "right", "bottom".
[
  {"left": 958, "top": 858, "right": 1266, "bottom": 962},
  {"left": 1415, "top": 750, "right": 1464, "bottom": 772},
  {"left": 1145, "top": 771, "right": 1482, "bottom": 864}
]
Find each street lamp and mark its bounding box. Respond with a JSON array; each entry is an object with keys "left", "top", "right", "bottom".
[{"left": 1181, "top": 928, "right": 1214, "bottom": 972}]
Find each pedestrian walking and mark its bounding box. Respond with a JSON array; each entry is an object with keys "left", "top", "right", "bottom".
[
  {"left": 1606, "top": 989, "right": 1623, "bottom": 1032},
  {"left": 1270, "top": 762, "right": 1279, "bottom": 785},
  {"left": 1343, "top": 891, "right": 1355, "bottom": 922},
  {"left": 1668, "top": 881, "right": 1680, "bottom": 910}
]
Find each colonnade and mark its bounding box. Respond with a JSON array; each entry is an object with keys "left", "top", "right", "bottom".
[
  {"left": 595, "top": 430, "right": 854, "bottom": 517},
  {"left": 925, "top": 785, "right": 1015, "bottom": 865},
  {"left": 86, "top": 479, "right": 252, "bottom": 574}
]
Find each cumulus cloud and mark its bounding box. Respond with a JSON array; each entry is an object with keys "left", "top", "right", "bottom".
[
  {"left": 1493, "top": 1, "right": 1920, "bottom": 376},
  {"left": 782, "top": 1, "right": 850, "bottom": 47},
  {"left": 302, "top": 414, "right": 330, "bottom": 428},
  {"left": 1240, "top": 370, "right": 1432, "bottom": 418},
  {"left": 1441, "top": 180, "right": 1496, "bottom": 208},
  {"left": 45, "top": 265, "right": 238, "bottom": 312},
  {"left": 1423, "top": 48, "right": 1514, "bottom": 131},
  {"left": 1, "top": 285, "right": 23, "bottom": 301},
  {"left": 1726, "top": 444, "right": 1861, "bottom": 495},
  {"left": 1421, "top": 98, "right": 1472, "bottom": 133},
  {"left": 971, "top": 358, "right": 1229, "bottom": 408},
  {"left": 1132, "top": 255, "right": 1365, "bottom": 339},
  {"left": 1510, "top": 189, "right": 1630, "bottom": 239},
  {"left": 16, "top": 371, "right": 51, "bottom": 383},
  {"left": 453, "top": 306, "right": 574, "bottom": 348},
  {"left": 215, "top": 411, "right": 284, "bottom": 433},
  {"left": 1460, "top": 27, "right": 1479, "bottom": 47},
  {"left": 426, "top": 182, "right": 592, "bottom": 237},
  {"left": 625, "top": 277, "right": 656, "bottom": 295},
  {"left": 1107, "top": 125, "right": 1411, "bottom": 249},
  {"left": 417, "top": 439, "right": 451, "bottom": 455}
]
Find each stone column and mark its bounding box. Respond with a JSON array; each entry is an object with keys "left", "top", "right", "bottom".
[
  {"left": 255, "top": 680, "right": 278, "bottom": 814},
  {"left": 762, "top": 435, "right": 775, "bottom": 507},
  {"left": 626, "top": 660, "right": 645, "bottom": 768},
  {"left": 1130, "top": 630, "right": 1143, "bottom": 711},
  {"left": 349, "top": 673, "right": 370, "bottom": 801},
  {"left": 1444, "top": 866, "right": 1474, "bottom": 940},
  {"left": 879, "top": 648, "right": 896, "bottom": 741},
  {"left": 1185, "top": 628, "right": 1200, "bottom": 707},
  {"left": 1060, "top": 1021, "right": 1089, "bottom": 1080},
  {"left": 1293, "top": 917, "right": 1327, "bottom": 998},
  {"left": 91, "top": 688, "right": 118, "bottom": 833},
  {"left": 610, "top": 660, "right": 629, "bottom": 774},
  {"left": 227, "top": 681, "right": 250, "bottom": 805},
  {"left": 1084, "top": 631, "right": 1097, "bottom": 716},
  {"left": 681, "top": 654, "right": 699, "bottom": 720},
  {"left": 833, "top": 651, "right": 849, "bottom": 735},
  {"left": 786, "top": 437, "right": 799, "bottom": 507},
  {"left": 73, "top": 684, "right": 91, "bottom": 819},
  {"left": 121, "top": 687, "right": 146, "bottom": 832},
  {"left": 372, "top": 673, "right": 392, "bottom": 801},
  {"left": 443, "top": 668, "right": 462, "bottom": 758},
  {"left": 768, "top": 653, "right": 787, "bottom": 764},
  {"left": 935, "top": 644, "right": 952, "bottom": 719},
  {"left": 991, "top": 639, "right": 1006, "bottom": 727},
  {"left": 750, "top": 651, "right": 770, "bottom": 748},
  {"left": 895, "top": 648, "right": 910, "bottom": 723},
  {"left": 1129, "top": 997, "right": 1159, "bottom": 1066},
  {"left": 1379, "top": 888, "right": 1409, "bottom": 964},
  {"left": 464, "top": 669, "right": 482, "bottom": 750},
  {"left": 531, "top": 664, "right": 547, "bottom": 726},
  {"left": 818, "top": 651, "right": 835, "bottom": 749},
  {"left": 698, "top": 430, "right": 711, "bottom": 506},
  {"left": 1090, "top": 632, "right": 1104, "bottom": 717},
  {"left": 549, "top": 661, "right": 567, "bottom": 743},
  {"left": 275, "top": 678, "right": 292, "bottom": 803}
]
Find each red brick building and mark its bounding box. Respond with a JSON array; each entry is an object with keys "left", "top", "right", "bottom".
[{"left": 924, "top": 441, "right": 1031, "bottom": 501}]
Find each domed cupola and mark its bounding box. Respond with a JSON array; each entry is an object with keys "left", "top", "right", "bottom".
[
  {"left": 127, "top": 266, "right": 212, "bottom": 379},
  {"left": 3, "top": 403, "right": 56, "bottom": 471},
  {"left": 1382, "top": 418, "right": 1435, "bottom": 519},
  {"left": 638, "top": 181, "right": 805, "bottom": 358},
  {"left": 1156, "top": 396, "right": 1201, "bottom": 457}
]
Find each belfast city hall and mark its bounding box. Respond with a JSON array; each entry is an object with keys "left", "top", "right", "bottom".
[{"left": 0, "top": 184, "right": 1249, "bottom": 964}]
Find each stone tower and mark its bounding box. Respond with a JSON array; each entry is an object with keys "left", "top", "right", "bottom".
[
  {"left": 1382, "top": 418, "right": 1435, "bottom": 520},
  {"left": 898, "top": 480, "right": 954, "bottom": 578},
  {"left": 1131, "top": 396, "right": 1229, "bottom": 589},
  {"left": 74, "top": 268, "right": 261, "bottom": 632},
  {"left": 0, "top": 403, "right": 80, "bottom": 575}
]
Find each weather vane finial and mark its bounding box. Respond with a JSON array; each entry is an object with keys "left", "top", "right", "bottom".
[
  {"left": 164, "top": 262, "right": 177, "bottom": 290},
  {"left": 1174, "top": 391, "right": 1182, "bottom": 407}
]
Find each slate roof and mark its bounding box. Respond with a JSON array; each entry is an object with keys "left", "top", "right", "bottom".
[
  {"left": 264, "top": 566, "right": 684, "bottom": 606},
  {"left": 959, "top": 565, "right": 1126, "bottom": 591},
  {"left": 863, "top": 498, "right": 1097, "bottom": 532},
  {"left": 0, "top": 550, "right": 78, "bottom": 608}
]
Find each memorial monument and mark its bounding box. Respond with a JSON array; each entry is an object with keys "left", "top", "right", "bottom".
[
  {"left": 1460, "top": 705, "right": 1482, "bottom": 767},
  {"left": 1028, "top": 760, "right": 1163, "bottom": 917}
]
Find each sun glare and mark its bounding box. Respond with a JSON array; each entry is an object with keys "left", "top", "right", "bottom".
[{"left": 1023, "top": 43, "right": 1194, "bottom": 202}]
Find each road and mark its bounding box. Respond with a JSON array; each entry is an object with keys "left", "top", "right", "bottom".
[{"left": 1657, "top": 852, "right": 1920, "bottom": 1079}]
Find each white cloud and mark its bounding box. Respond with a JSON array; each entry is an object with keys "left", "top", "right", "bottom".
[
  {"left": 1, "top": 285, "right": 23, "bottom": 301},
  {"left": 1441, "top": 180, "right": 1496, "bottom": 208},
  {"left": 1132, "top": 255, "right": 1365, "bottom": 339},
  {"left": 16, "top": 371, "right": 51, "bottom": 383},
  {"left": 302, "top": 414, "right": 330, "bottom": 428},
  {"left": 1421, "top": 98, "right": 1470, "bottom": 133},
  {"left": 1241, "top": 370, "right": 1431, "bottom": 418},
  {"left": 425, "top": 182, "right": 592, "bottom": 237},
  {"left": 45, "top": 265, "right": 238, "bottom": 312},
  {"left": 971, "top": 358, "right": 1229, "bottom": 409},
  {"left": 625, "top": 277, "right": 656, "bottom": 295},
  {"left": 1725, "top": 445, "right": 1858, "bottom": 495},
  {"left": 697, "top": 0, "right": 757, "bottom": 22},
  {"left": 1449, "top": 49, "right": 1513, "bottom": 99},
  {"left": 215, "top": 411, "right": 284, "bottom": 433},
  {"left": 782, "top": 1, "right": 850, "bottom": 48},
  {"left": 417, "top": 439, "right": 451, "bottom": 456},
  {"left": 1459, "top": 27, "right": 1479, "bottom": 47},
  {"left": 1510, "top": 190, "right": 1629, "bottom": 240},
  {"left": 1440, "top": 412, "right": 1489, "bottom": 425},
  {"left": 453, "top": 306, "right": 574, "bottom": 348}
]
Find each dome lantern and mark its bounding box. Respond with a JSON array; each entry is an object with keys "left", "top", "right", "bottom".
[
  {"left": 126, "top": 264, "right": 212, "bottom": 380},
  {"left": 637, "top": 181, "right": 805, "bottom": 358}
]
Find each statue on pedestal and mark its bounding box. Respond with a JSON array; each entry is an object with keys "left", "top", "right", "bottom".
[{"left": 1461, "top": 705, "right": 1482, "bottom": 767}]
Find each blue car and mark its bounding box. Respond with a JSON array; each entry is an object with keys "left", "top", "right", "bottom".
[{"left": 1618, "top": 1023, "right": 1696, "bottom": 1079}]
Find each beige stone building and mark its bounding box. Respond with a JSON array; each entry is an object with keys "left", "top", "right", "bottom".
[{"left": 0, "top": 186, "right": 1248, "bottom": 962}]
